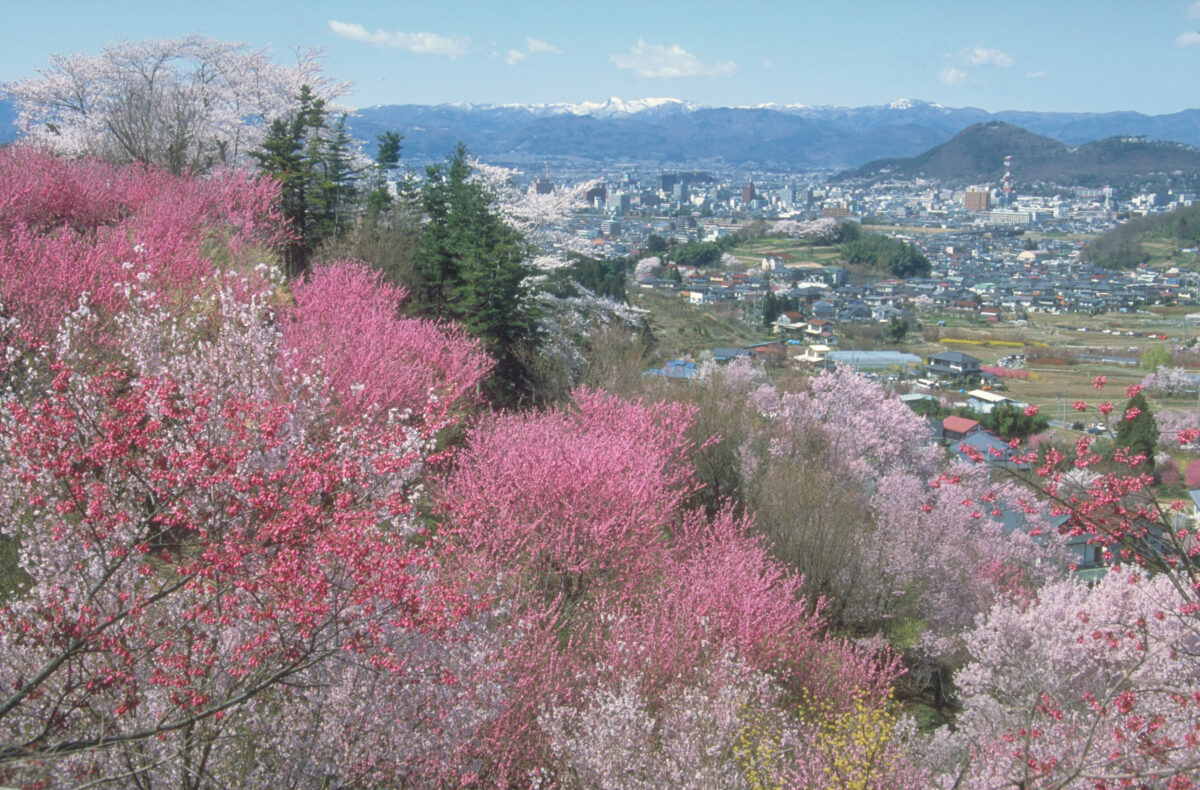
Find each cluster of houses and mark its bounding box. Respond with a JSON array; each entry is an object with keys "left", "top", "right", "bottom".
[
  {"left": 646, "top": 343, "right": 1163, "bottom": 581},
  {"left": 635, "top": 225, "right": 1200, "bottom": 339}
]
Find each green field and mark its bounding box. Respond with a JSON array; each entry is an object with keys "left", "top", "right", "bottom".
[{"left": 728, "top": 238, "right": 843, "bottom": 270}]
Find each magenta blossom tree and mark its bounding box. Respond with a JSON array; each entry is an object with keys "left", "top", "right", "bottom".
[{"left": 435, "top": 387, "right": 905, "bottom": 784}]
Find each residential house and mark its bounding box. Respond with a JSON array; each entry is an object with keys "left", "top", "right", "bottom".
[
  {"left": 967, "top": 389, "right": 1027, "bottom": 415},
  {"left": 952, "top": 431, "right": 1030, "bottom": 470},
  {"left": 926, "top": 350, "right": 983, "bottom": 379},
  {"left": 943, "top": 415, "right": 981, "bottom": 442}
]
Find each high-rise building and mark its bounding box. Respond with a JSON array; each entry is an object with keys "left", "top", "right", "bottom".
[
  {"left": 605, "top": 192, "right": 631, "bottom": 214},
  {"left": 585, "top": 184, "right": 608, "bottom": 207},
  {"left": 533, "top": 178, "right": 554, "bottom": 195},
  {"left": 821, "top": 202, "right": 852, "bottom": 219},
  {"left": 964, "top": 189, "right": 991, "bottom": 212},
  {"left": 742, "top": 183, "right": 756, "bottom": 203}
]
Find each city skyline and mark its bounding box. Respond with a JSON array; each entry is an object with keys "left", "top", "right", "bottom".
[{"left": 2, "top": 0, "right": 1199, "bottom": 115}]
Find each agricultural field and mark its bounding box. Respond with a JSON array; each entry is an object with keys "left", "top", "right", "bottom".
[{"left": 728, "top": 237, "right": 843, "bottom": 269}]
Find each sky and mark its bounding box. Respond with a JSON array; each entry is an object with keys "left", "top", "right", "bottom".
[{"left": 2, "top": 0, "right": 1199, "bottom": 115}]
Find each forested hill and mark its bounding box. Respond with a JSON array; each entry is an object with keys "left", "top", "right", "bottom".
[
  {"left": 839, "top": 121, "right": 1200, "bottom": 187},
  {"left": 1083, "top": 202, "right": 1200, "bottom": 269}
]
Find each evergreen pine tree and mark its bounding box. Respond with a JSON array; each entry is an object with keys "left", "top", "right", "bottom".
[
  {"left": 365, "top": 131, "right": 404, "bottom": 218},
  {"left": 412, "top": 144, "right": 540, "bottom": 405},
  {"left": 761, "top": 291, "right": 780, "bottom": 329},
  {"left": 1115, "top": 391, "right": 1159, "bottom": 470},
  {"left": 253, "top": 87, "right": 361, "bottom": 278}
]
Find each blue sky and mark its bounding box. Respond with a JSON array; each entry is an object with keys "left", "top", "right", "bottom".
[{"left": 3, "top": 0, "right": 1199, "bottom": 114}]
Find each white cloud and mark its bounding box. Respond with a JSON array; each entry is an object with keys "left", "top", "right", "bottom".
[
  {"left": 969, "top": 47, "right": 1014, "bottom": 67},
  {"left": 505, "top": 49, "right": 528, "bottom": 66},
  {"left": 1178, "top": 31, "right": 1200, "bottom": 46},
  {"left": 939, "top": 66, "right": 967, "bottom": 86},
  {"left": 1189, "top": 1, "right": 1200, "bottom": 19},
  {"left": 526, "top": 37, "right": 561, "bottom": 54},
  {"left": 609, "top": 39, "right": 736, "bottom": 78},
  {"left": 1025, "top": 69, "right": 1046, "bottom": 78},
  {"left": 328, "top": 21, "right": 470, "bottom": 57},
  {"left": 761, "top": 58, "right": 775, "bottom": 69}
]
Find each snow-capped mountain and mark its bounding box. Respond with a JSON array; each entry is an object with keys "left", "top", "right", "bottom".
[{"left": 5, "top": 94, "right": 1197, "bottom": 171}]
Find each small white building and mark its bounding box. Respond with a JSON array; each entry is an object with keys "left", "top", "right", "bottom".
[{"left": 967, "top": 389, "right": 1028, "bottom": 414}]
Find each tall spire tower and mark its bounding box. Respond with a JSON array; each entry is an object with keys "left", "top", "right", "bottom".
[{"left": 1002, "top": 155, "right": 1013, "bottom": 205}]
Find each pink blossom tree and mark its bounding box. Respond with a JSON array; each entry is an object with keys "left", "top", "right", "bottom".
[
  {"left": 0, "top": 146, "right": 285, "bottom": 343},
  {"left": 926, "top": 571, "right": 1200, "bottom": 788},
  {"left": 1141, "top": 366, "right": 1196, "bottom": 397},
  {"left": 921, "top": 376, "right": 1200, "bottom": 787},
  {"left": 0, "top": 155, "right": 491, "bottom": 785},
  {"left": 281, "top": 260, "right": 491, "bottom": 426},
  {"left": 740, "top": 368, "right": 1066, "bottom": 654},
  {"left": 435, "top": 387, "right": 905, "bottom": 784}
]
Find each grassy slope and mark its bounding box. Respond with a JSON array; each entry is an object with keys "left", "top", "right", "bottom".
[{"left": 629, "top": 287, "right": 773, "bottom": 360}]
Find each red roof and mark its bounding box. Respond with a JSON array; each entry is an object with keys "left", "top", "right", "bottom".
[{"left": 943, "top": 415, "right": 980, "bottom": 434}]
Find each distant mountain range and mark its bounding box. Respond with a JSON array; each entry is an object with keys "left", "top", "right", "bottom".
[
  {"left": 346, "top": 98, "right": 1200, "bottom": 170},
  {"left": 3, "top": 96, "right": 1200, "bottom": 172},
  {"left": 839, "top": 121, "right": 1200, "bottom": 187}
]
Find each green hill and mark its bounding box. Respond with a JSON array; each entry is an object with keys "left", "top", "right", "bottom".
[
  {"left": 1083, "top": 203, "right": 1200, "bottom": 269},
  {"left": 840, "top": 121, "right": 1200, "bottom": 188}
]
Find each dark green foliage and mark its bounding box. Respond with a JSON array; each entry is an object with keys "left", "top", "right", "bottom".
[
  {"left": 365, "top": 131, "right": 404, "bottom": 217},
  {"left": 546, "top": 256, "right": 631, "bottom": 302},
  {"left": 375, "top": 131, "right": 403, "bottom": 171},
  {"left": 832, "top": 220, "right": 861, "bottom": 244},
  {"left": 841, "top": 234, "right": 931, "bottom": 278},
  {"left": 883, "top": 315, "right": 909, "bottom": 342},
  {"left": 1115, "top": 391, "right": 1159, "bottom": 470},
  {"left": 411, "top": 143, "right": 540, "bottom": 406},
  {"left": 0, "top": 533, "right": 29, "bottom": 603},
  {"left": 316, "top": 115, "right": 361, "bottom": 240},
  {"left": 645, "top": 234, "right": 670, "bottom": 255},
  {"left": 905, "top": 399, "right": 1047, "bottom": 441},
  {"left": 761, "top": 291, "right": 799, "bottom": 328},
  {"left": 667, "top": 236, "right": 739, "bottom": 268},
  {"left": 984, "top": 403, "right": 1049, "bottom": 441},
  {"left": 252, "top": 86, "right": 360, "bottom": 277}
]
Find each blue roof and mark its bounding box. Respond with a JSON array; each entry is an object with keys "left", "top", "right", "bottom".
[
  {"left": 952, "top": 432, "right": 1030, "bottom": 469},
  {"left": 644, "top": 360, "right": 697, "bottom": 380},
  {"left": 827, "top": 350, "right": 922, "bottom": 369}
]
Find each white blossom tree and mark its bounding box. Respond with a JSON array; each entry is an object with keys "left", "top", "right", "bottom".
[{"left": 5, "top": 35, "right": 348, "bottom": 174}]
